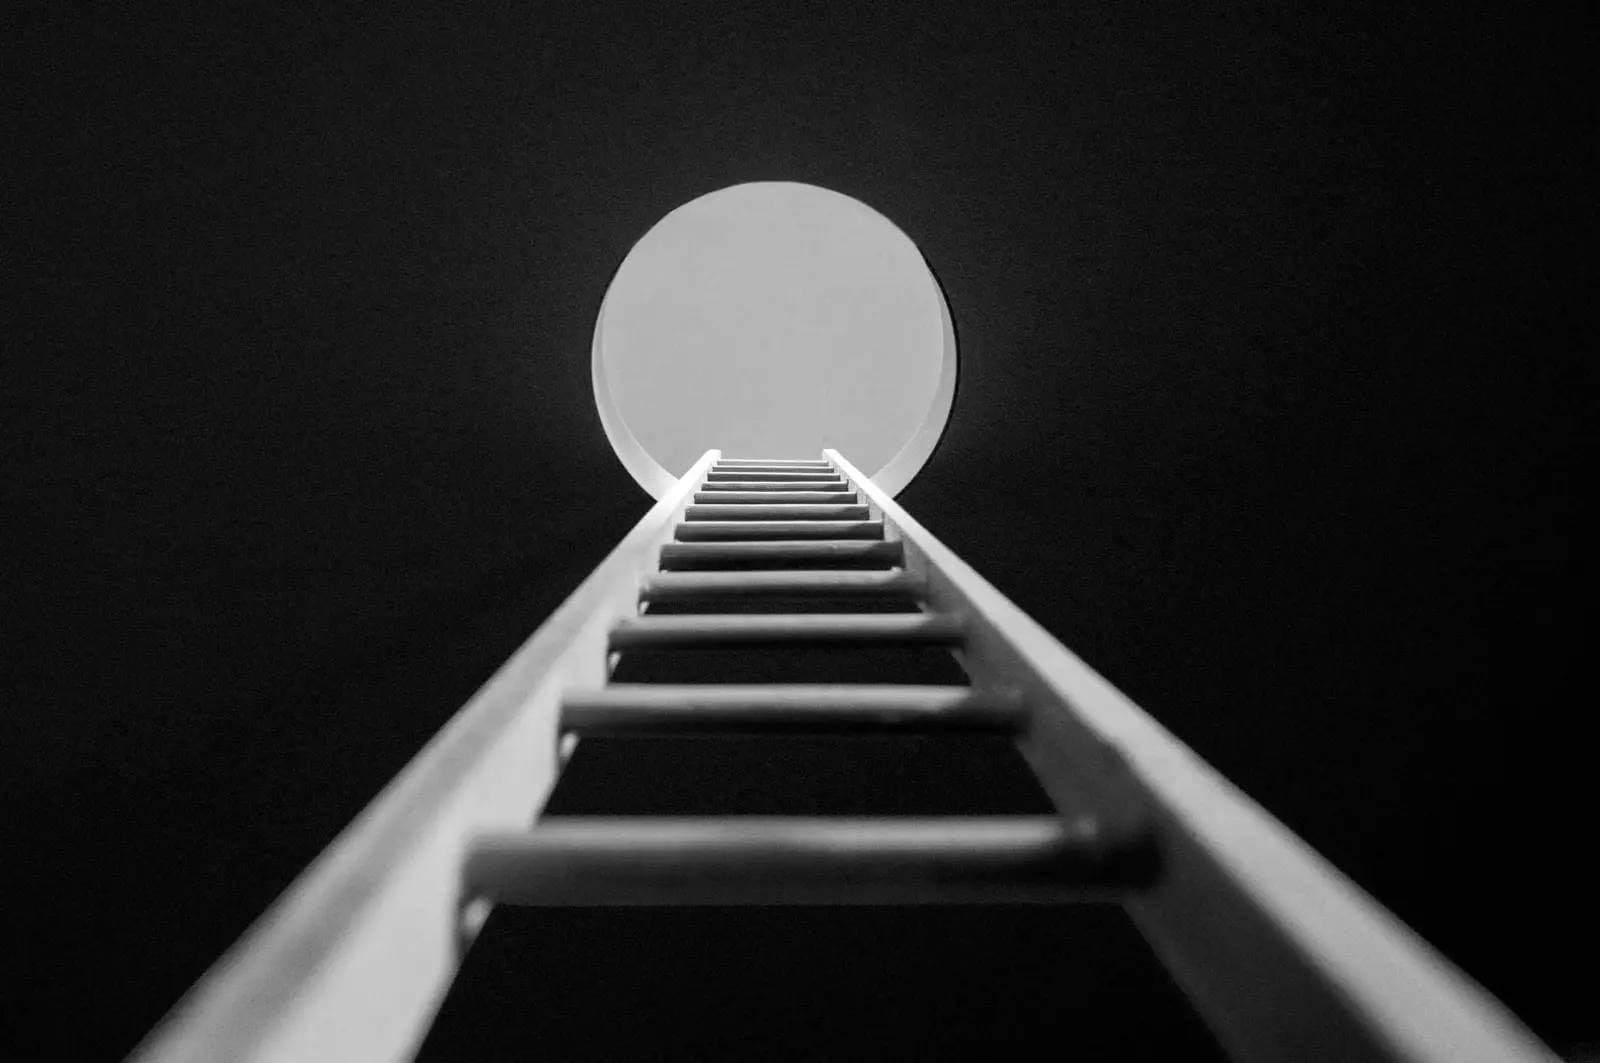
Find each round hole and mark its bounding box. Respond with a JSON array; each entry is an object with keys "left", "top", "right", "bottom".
[{"left": 593, "top": 181, "right": 956, "bottom": 497}]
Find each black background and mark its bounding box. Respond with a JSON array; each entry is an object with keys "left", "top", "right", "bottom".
[{"left": 6, "top": 3, "right": 1588, "bottom": 1060}]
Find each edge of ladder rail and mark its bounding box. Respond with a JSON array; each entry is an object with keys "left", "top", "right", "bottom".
[
  {"left": 822, "top": 449, "right": 1560, "bottom": 1063},
  {"left": 124, "top": 450, "right": 727, "bottom": 1063}
]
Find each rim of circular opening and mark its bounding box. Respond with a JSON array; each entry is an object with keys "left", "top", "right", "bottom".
[{"left": 591, "top": 182, "right": 958, "bottom": 499}]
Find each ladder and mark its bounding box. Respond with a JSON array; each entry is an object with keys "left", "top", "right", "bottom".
[{"left": 130, "top": 450, "right": 1558, "bottom": 1063}]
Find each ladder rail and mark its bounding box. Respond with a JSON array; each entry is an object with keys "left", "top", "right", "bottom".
[
  {"left": 824, "top": 449, "right": 1555, "bottom": 1063},
  {"left": 127, "top": 450, "right": 722, "bottom": 1063}
]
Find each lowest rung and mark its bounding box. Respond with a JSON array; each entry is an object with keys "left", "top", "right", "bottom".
[
  {"left": 464, "top": 816, "right": 1157, "bottom": 905},
  {"left": 561, "top": 684, "right": 1025, "bottom": 734}
]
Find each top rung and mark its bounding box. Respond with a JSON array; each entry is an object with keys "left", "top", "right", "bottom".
[{"left": 718, "top": 459, "right": 833, "bottom": 468}]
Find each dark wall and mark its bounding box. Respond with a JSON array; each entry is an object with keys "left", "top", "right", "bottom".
[{"left": 7, "top": 3, "right": 1587, "bottom": 1059}]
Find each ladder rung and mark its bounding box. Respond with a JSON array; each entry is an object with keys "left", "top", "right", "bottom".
[
  {"left": 640, "top": 570, "right": 921, "bottom": 601},
  {"left": 706, "top": 471, "right": 845, "bottom": 483},
  {"left": 692, "top": 491, "right": 858, "bottom": 504},
  {"left": 699, "top": 480, "right": 848, "bottom": 492},
  {"left": 717, "top": 459, "right": 832, "bottom": 468},
  {"left": 713, "top": 464, "right": 836, "bottom": 474},
  {"left": 561, "top": 684, "right": 1025, "bottom": 734},
  {"left": 659, "top": 540, "right": 903, "bottom": 569},
  {"left": 685, "top": 504, "right": 870, "bottom": 521},
  {"left": 674, "top": 520, "right": 883, "bottom": 542},
  {"left": 609, "top": 613, "right": 964, "bottom": 650},
  {"left": 464, "top": 816, "right": 1155, "bottom": 905}
]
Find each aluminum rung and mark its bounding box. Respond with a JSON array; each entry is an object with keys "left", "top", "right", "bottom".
[
  {"left": 685, "top": 504, "right": 870, "bottom": 521},
  {"left": 706, "top": 471, "right": 845, "bottom": 482},
  {"left": 659, "top": 540, "right": 903, "bottom": 569},
  {"left": 699, "top": 480, "right": 847, "bottom": 492},
  {"left": 692, "top": 491, "right": 858, "bottom": 504},
  {"left": 561, "top": 684, "right": 1025, "bottom": 734},
  {"left": 640, "top": 570, "right": 922, "bottom": 601},
  {"left": 674, "top": 520, "right": 883, "bottom": 542},
  {"left": 464, "top": 816, "right": 1156, "bottom": 905},
  {"left": 609, "top": 613, "right": 964, "bottom": 650},
  {"left": 717, "top": 459, "right": 833, "bottom": 467},
  {"left": 713, "top": 464, "right": 836, "bottom": 474}
]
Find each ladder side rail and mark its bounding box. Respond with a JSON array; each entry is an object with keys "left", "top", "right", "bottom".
[
  {"left": 129, "top": 449, "right": 721, "bottom": 1063},
  {"left": 824, "top": 449, "right": 1555, "bottom": 1063}
]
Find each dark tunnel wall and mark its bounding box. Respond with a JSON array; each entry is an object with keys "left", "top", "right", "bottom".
[{"left": 6, "top": 3, "right": 1588, "bottom": 1059}]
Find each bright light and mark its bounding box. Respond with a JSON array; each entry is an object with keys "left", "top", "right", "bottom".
[{"left": 593, "top": 182, "right": 956, "bottom": 497}]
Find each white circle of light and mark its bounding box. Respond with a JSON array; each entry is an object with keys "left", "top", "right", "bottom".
[{"left": 592, "top": 182, "right": 956, "bottom": 498}]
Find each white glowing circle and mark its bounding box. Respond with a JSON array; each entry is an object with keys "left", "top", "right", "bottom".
[{"left": 593, "top": 182, "right": 956, "bottom": 498}]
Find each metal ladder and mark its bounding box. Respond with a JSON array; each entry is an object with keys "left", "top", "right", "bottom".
[{"left": 131, "top": 450, "right": 1557, "bottom": 1063}]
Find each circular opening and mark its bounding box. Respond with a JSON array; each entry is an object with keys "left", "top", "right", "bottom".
[{"left": 592, "top": 181, "right": 957, "bottom": 498}]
